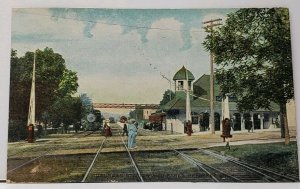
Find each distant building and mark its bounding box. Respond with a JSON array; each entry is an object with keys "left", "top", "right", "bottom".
[
  {"left": 130, "top": 105, "right": 158, "bottom": 121},
  {"left": 160, "top": 66, "right": 286, "bottom": 134}
]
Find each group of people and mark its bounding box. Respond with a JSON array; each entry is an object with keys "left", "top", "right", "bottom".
[
  {"left": 103, "top": 119, "right": 138, "bottom": 149},
  {"left": 185, "top": 118, "right": 233, "bottom": 149},
  {"left": 104, "top": 117, "right": 232, "bottom": 150}
]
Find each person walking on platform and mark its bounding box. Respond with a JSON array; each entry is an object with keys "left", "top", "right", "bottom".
[
  {"left": 186, "top": 120, "right": 193, "bottom": 136},
  {"left": 127, "top": 119, "right": 138, "bottom": 149},
  {"left": 122, "top": 122, "right": 128, "bottom": 136},
  {"left": 221, "top": 118, "right": 232, "bottom": 149}
]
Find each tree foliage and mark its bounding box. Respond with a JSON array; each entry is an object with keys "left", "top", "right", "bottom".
[
  {"left": 49, "top": 96, "right": 82, "bottom": 129},
  {"left": 159, "top": 89, "right": 175, "bottom": 106},
  {"left": 58, "top": 69, "right": 79, "bottom": 97},
  {"left": 10, "top": 47, "right": 69, "bottom": 120},
  {"left": 203, "top": 8, "right": 293, "bottom": 110},
  {"left": 203, "top": 8, "right": 293, "bottom": 142},
  {"left": 9, "top": 47, "right": 83, "bottom": 139}
]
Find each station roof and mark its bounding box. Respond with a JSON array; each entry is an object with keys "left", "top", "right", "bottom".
[
  {"left": 173, "top": 66, "right": 195, "bottom": 81},
  {"left": 161, "top": 74, "right": 280, "bottom": 113}
]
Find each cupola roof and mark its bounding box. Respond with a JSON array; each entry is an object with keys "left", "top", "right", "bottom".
[{"left": 173, "top": 66, "right": 195, "bottom": 81}]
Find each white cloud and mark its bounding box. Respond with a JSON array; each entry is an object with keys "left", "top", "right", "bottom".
[
  {"left": 12, "top": 8, "right": 85, "bottom": 40},
  {"left": 11, "top": 9, "right": 213, "bottom": 104}
]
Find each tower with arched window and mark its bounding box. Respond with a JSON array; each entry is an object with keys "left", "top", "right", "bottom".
[{"left": 173, "top": 66, "right": 195, "bottom": 93}]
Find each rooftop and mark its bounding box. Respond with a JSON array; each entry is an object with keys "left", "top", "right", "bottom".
[{"left": 173, "top": 66, "right": 195, "bottom": 81}]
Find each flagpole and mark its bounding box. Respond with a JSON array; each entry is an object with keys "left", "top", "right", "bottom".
[
  {"left": 27, "top": 51, "right": 36, "bottom": 143},
  {"left": 27, "top": 52, "right": 36, "bottom": 126}
]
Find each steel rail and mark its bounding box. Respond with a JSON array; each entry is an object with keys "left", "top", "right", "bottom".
[
  {"left": 199, "top": 149, "right": 279, "bottom": 182},
  {"left": 81, "top": 137, "right": 107, "bottom": 182},
  {"left": 119, "top": 130, "right": 144, "bottom": 182},
  {"left": 171, "top": 148, "right": 219, "bottom": 182},
  {"left": 179, "top": 150, "right": 242, "bottom": 182},
  {"left": 226, "top": 154, "right": 299, "bottom": 181},
  {"left": 7, "top": 130, "right": 98, "bottom": 173},
  {"left": 173, "top": 148, "right": 242, "bottom": 182},
  {"left": 200, "top": 149, "right": 299, "bottom": 182},
  {"left": 81, "top": 124, "right": 144, "bottom": 182}
]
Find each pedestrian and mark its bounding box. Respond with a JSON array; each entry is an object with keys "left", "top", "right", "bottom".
[
  {"left": 221, "top": 118, "right": 232, "bottom": 149},
  {"left": 134, "top": 121, "right": 138, "bottom": 129},
  {"left": 27, "top": 123, "right": 35, "bottom": 143},
  {"left": 104, "top": 122, "right": 112, "bottom": 137},
  {"left": 127, "top": 119, "right": 138, "bottom": 149},
  {"left": 186, "top": 120, "right": 193, "bottom": 136},
  {"left": 122, "top": 122, "right": 128, "bottom": 136}
]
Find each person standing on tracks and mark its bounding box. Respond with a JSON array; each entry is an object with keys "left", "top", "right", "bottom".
[
  {"left": 122, "top": 122, "right": 128, "bottom": 136},
  {"left": 221, "top": 118, "right": 232, "bottom": 149},
  {"left": 104, "top": 121, "right": 112, "bottom": 137},
  {"left": 127, "top": 119, "right": 138, "bottom": 149}
]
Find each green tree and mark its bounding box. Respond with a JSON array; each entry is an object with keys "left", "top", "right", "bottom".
[
  {"left": 159, "top": 89, "right": 175, "bottom": 106},
  {"left": 9, "top": 47, "right": 80, "bottom": 139},
  {"left": 58, "top": 69, "right": 79, "bottom": 97},
  {"left": 9, "top": 49, "right": 29, "bottom": 140},
  {"left": 203, "top": 8, "right": 293, "bottom": 144},
  {"left": 79, "top": 93, "right": 93, "bottom": 113},
  {"left": 13, "top": 47, "right": 67, "bottom": 121}
]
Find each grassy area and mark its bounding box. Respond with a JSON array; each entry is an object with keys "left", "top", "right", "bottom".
[{"left": 209, "top": 141, "right": 299, "bottom": 176}]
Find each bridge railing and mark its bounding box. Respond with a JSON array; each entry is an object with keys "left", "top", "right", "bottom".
[{"left": 93, "top": 103, "right": 159, "bottom": 109}]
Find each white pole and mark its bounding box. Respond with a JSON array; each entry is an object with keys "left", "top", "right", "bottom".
[
  {"left": 27, "top": 52, "right": 36, "bottom": 126},
  {"left": 224, "top": 95, "right": 230, "bottom": 119},
  {"left": 185, "top": 67, "right": 191, "bottom": 122}
]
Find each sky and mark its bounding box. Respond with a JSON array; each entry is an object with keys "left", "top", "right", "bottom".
[{"left": 11, "top": 8, "right": 234, "bottom": 104}]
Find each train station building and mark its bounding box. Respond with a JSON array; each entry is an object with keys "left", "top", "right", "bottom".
[{"left": 159, "top": 66, "right": 296, "bottom": 134}]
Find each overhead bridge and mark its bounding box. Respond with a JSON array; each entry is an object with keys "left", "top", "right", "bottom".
[{"left": 93, "top": 103, "right": 159, "bottom": 109}]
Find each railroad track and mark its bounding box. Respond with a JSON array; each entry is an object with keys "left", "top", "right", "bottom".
[
  {"left": 167, "top": 147, "right": 299, "bottom": 182},
  {"left": 7, "top": 130, "right": 98, "bottom": 174},
  {"left": 198, "top": 148, "right": 299, "bottom": 182},
  {"left": 80, "top": 124, "right": 144, "bottom": 182},
  {"left": 7, "top": 123, "right": 299, "bottom": 183},
  {"left": 73, "top": 124, "right": 300, "bottom": 183},
  {"left": 82, "top": 124, "right": 207, "bottom": 182},
  {"left": 8, "top": 130, "right": 96, "bottom": 158}
]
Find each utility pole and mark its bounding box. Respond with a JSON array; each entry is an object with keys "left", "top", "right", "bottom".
[
  {"left": 203, "top": 18, "right": 222, "bottom": 134},
  {"left": 161, "top": 73, "right": 173, "bottom": 101}
]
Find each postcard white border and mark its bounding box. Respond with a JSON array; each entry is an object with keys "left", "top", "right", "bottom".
[{"left": 1, "top": 0, "right": 300, "bottom": 189}]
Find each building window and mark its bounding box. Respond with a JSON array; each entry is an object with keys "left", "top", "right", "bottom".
[{"left": 178, "top": 81, "right": 183, "bottom": 90}]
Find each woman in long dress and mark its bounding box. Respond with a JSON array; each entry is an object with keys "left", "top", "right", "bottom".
[
  {"left": 186, "top": 120, "right": 193, "bottom": 136},
  {"left": 221, "top": 118, "right": 232, "bottom": 149},
  {"left": 127, "top": 119, "right": 138, "bottom": 149},
  {"left": 104, "top": 122, "right": 112, "bottom": 137}
]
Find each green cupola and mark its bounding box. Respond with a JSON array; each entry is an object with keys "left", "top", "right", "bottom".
[{"left": 173, "top": 66, "right": 195, "bottom": 93}]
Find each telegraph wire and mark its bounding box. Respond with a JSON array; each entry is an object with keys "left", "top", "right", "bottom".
[
  {"left": 16, "top": 11, "right": 206, "bottom": 34},
  {"left": 15, "top": 10, "right": 213, "bottom": 99}
]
